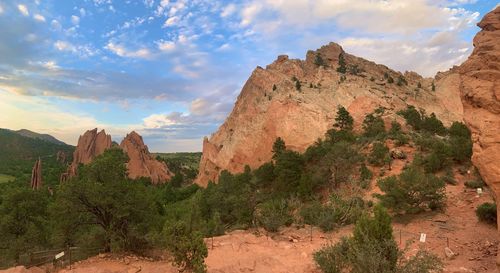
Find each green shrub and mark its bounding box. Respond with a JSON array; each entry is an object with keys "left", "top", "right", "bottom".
[
  {"left": 337, "top": 53, "right": 346, "bottom": 74},
  {"left": 314, "top": 206, "right": 442, "bottom": 273},
  {"left": 476, "top": 202, "right": 497, "bottom": 225},
  {"left": 164, "top": 221, "right": 208, "bottom": 273},
  {"left": 369, "top": 142, "right": 390, "bottom": 166},
  {"left": 376, "top": 167, "right": 446, "bottom": 214},
  {"left": 464, "top": 180, "right": 485, "bottom": 189},
  {"left": 362, "top": 113, "right": 386, "bottom": 138},
  {"left": 359, "top": 164, "right": 373, "bottom": 188},
  {"left": 257, "top": 199, "right": 293, "bottom": 232}
]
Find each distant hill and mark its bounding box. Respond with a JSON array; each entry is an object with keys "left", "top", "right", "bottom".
[
  {"left": 14, "top": 129, "right": 67, "bottom": 145},
  {"left": 0, "top": 129, "right": 74, "bottom": 186}
]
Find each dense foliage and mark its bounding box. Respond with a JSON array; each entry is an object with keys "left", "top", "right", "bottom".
[
  {"left": 0, "top": 105, "right": 475, "bottom": 271},
  {"left": 0, "top": 129, "right": 74, "bottom": 187}
]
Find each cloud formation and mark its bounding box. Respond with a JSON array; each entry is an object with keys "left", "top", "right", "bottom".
[{"left": 0, "top": 0, "right": 496, "bottom": 151}]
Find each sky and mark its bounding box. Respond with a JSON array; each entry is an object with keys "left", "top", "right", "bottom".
[{"left": 0, "top": 0, "right": 498, "bottom": 152}]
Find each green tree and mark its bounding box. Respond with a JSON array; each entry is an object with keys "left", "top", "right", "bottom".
[
  {"left": 257, "top": 199, "right": 293, "bottom": 232},
  {"left": 321, "top": 141, "right": 361, "bottom": 187},
  {"left": 295, "top": 80, "right": 302, "bottom": 91},
  {"left": 369, "top": 142, "right": 390, "bottom": 166},
  {"left": 164, "top": 221, "right": 208, "bottom": 273},
  {"left": 51, "top": 148, "right": 160, "bottom": 252},
  {"left": 315, "top": 53, "right": 327, "bottom": 67},
  {"left": 0, "top": 186, "right": 50, "bottom": 263},
  {"left": 337, "top": 53, "right": 346, "bottom": 74},
  {"left": 376, "top": 168, "right": 446, "bottom": 214},
  {"left": 272, "top": 137, "right": 286, "bottom": 160},
  {"left": 273, "top": 150, "right": 304, "bottom": 195},
  {"left": 362, "top": 113, "right": 386, "bottom": 138},
  {"left": 334, "top": 106, "right": 354, "bottom": 131}
]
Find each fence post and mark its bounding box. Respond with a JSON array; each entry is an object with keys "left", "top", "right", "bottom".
[
  {"left": 399, "top": 230, "right": 402, "bottom": 247},
  {"left": 310, "top": 225, "right": 313, "bottom": 242}
]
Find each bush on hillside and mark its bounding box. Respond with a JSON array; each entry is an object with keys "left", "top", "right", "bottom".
[
  {"left": 369, "top": 142, "right": 390, "bottom": 167},
  {"left": 314, "top": 205, "right": 443, "bottom": 273},
  {"left": 164, "top": 221, "right": 208, "bottom": 273},
  {"left": 476, "top": 202, "right": 497, "bottom": 225},
  {"left": 256, "top": 198, "right": 293, "bottom": 232},
  {"left": 465, "top": 180, "right": 485, "bottom": 189},
  {"left": 362, "top": 113, "right": 386, "bottom": 138},
  {"left": 376, "top": 167, "right": 446, "bottom": 214}
]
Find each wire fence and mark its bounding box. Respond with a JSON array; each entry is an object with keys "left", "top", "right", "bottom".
[{"left": 15, "top": 246, "right": 104, "bottom": 269}]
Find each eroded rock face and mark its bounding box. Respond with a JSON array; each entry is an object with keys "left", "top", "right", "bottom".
[
  {"left": 120, "top": 131, "right": 173, "bottom": 184},
  {"left": 62, "top": 128, "right": 112, "bottom": 180},
  {"left": 30, "top": 158, "right": 42, "bottom": 190},
  {"left": 196, "top": 42, "right": 463, "bottom": 186},
  {"left": 456, "top": 6, "right": 500, "bottom": 266}
]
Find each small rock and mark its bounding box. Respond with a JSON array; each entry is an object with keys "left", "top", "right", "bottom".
[
  {"left": 390, "top": 149, "right": 406, "bottom": 159},
  {"left": 445, "top": 247, "right": 456, "bottom": 259}
]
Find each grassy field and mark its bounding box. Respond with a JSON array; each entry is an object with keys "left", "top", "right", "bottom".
[{"left": 0, "top": 174, "right": 16, "bottom": 183}]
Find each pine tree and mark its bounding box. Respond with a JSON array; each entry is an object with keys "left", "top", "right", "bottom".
[
  {"left": 272, "top": 137, "right": 286, "bottom": 160},
  {"left": 337, "top": 53, "right": 346, "bottom": 74},
  {"left": 334, "top": 106, "right": 354, "bottom": 131}
]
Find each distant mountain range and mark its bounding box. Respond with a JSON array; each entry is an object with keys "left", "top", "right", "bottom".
[
  {"left": 13, "top": 129, "right": 67, "bottom": 145},
  {"left": 0, "top": 128, "right": 74, "bottom": 185}
]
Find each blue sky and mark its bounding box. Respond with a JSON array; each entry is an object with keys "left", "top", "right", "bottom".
[{"left": 0, "top": 0, "right": 498, "bottom": 152}]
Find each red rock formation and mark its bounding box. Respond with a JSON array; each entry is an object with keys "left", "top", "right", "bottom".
[
  {"left": 30, "top": 158, "right": 42, "bottom": 190},
  {"left": 61, "top": 128, "right": 112, "bottom": 181},
  {"left": 120, "top": 131, "right": 173, "bottom": 184},
  {"left": 56, "top": 151, "right": 67, "bottom": 164},
  {"left": 457, "top": 6, "right": 500, "bottom": 268},
  {"left": 196, "top": 42, "right": 463, "bottom": 186}
]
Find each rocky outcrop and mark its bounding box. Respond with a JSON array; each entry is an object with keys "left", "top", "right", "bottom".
[
  {"left": 30, "top": 158, "right": 42, "bottom": 190},
  {"left": 196, "top": 42, "right": 463, "bottom": 186},
  {"left": 456, "top": 6, "right": 500, "bottom": 267},
  {"left": 56, "top": 151, "right": 67, "bottom": 164},
  {"left": 120, "top": 131, "right": 173, "bottom": 184},
  {"left": 61, "top": 128, "right": 112, "bottom": 181}
]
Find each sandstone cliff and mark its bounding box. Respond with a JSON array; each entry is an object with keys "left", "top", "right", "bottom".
[
  {"left": 456, "top": 6, "right": 500, "bottom": 266},
  {"left": 120, "top": 131, "right": 173, "bottom": 184},
  {"left": 30, "top": 158, "right": 42, "bottom": 190},
  {"left": 64, "top": 128, "right": 112, "bottom": 179},
  {"left": 196, "top": 43, "right": 463, "bottom": 186}
]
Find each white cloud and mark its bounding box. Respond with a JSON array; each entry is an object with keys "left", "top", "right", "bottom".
[
  {"left": 0, "top": 4, "right": 4, "bottom": 14},
  {"left": 240, "top": 3, "right": 262, "bottom": 27},
  {"left": 217, "top": 43, "right": 230, "bottom": 51},
  {"left": 221, "top": 4, "right": 236, "bottom": 18},
  {"left": 54, "top": 40, "right": 76, "bottom": 52},
  {"left": 105, "top": 42, "right": 152, "bottom": 59},
  {"left": 155, "top": 0, "right": 170, "bottom": 16},
  {"left": 41, "top": 61, "right": 60, "bottom": 70},
  {"left": 157, "top": 40, "right": 176, "bottom": 52},
  {"left": 33, "top": 14, "right": 46, "bottom": 22},
  {"left": 163, "top": 16, "right": 179, "bottom": 27},
  {"left": 71, "top": 15, "right": 80, "bottom": 25},
  {"left": 79, "top": 8, "right": 86, "bottom": 17},
  {"left": 143, "top": 113, "right": 181, "bottom": 128},
  {"left": 51, "top": 19, "right": 62, "bottom": 30},
  {"left": 17, "top": 4, "right": 29, "bottom": 16}
]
